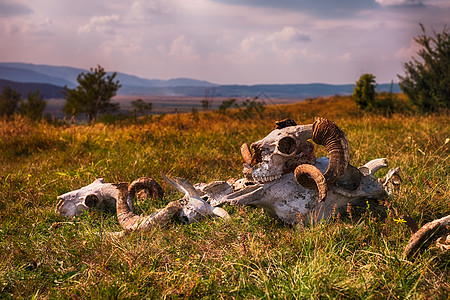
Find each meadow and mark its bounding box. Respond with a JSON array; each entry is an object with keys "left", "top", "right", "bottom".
[{"left": 0, "top": 95, "right": 449, "bottom": 299}]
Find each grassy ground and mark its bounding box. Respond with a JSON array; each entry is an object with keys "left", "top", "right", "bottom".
[{"left": 0, "top": 95, "right": 449, "bottom": 299}]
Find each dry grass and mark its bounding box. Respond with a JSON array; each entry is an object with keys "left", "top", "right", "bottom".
[{"left": 0, "top": 95, "right": 449, "bottom": 299}]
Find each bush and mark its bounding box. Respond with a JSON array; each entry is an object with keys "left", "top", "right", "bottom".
[
  {"left": 398, "top": 24, "right": 450, "bottom": 112},
  {"left": 353, "top": 73, "right": 376, "bottom": 111}
]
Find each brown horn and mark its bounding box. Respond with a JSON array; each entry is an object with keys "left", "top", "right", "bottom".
[
  {"left": 294, "top": 117, "right": 349, "bottom": 201},
  {"left": 240, "top": 143, "right": 252, "bottom": 165},
  {"left": 294, "top": 164, "right": 327, "bottom": 201},
  {"left": 115, "top": 177, "right": 181, "bottom": 232},
  {"left": 311, "top": 117, "right": 349, "bottom": 185},
  {"left": 403, "top": 215, "right": 450, "bottom": 259},
  {"left": 128, "top": 177, "right": 164, "bottom": 200}
]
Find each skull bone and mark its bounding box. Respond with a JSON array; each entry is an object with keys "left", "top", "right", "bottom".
[
  {"left": 56, "top": 178, "right": 117, "bottom": 217},
  {"left": 247, "top": 125, "right": 316, "bottom": 183}
]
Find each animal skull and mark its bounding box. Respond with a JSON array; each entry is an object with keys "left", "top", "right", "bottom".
[
  {"left": 217, "top": 157, "right": 395, "bottom": 224},
  {"left": 115, "top": 175, "right": 230, "bottom": 232},
  {"left": 56, "top": 177, "right": 164, "bottom": 218},
  {"left": 55, "top": 178, "right": 120, "bottom": 217},
  {"left": 242, "top": 118, "right": 349, "bottom": 201}
]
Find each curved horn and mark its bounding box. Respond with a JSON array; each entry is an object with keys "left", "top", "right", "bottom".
[
  {"left": 240, "top": 143, "right": 252, "bottom": 165},
  {"left": 312, "top": 117, "right": 349, "bottom": 185},
  {"left": 294, "top": 164, "right": 327, "bottom": 201},
  {"left": 294, "top": 117, "right": 349, "bottom": 201},
  {"left": 116, "top": 177, "right": 181, "bottom": 232},
  {"left": 403, "top": 214, "right": 450, "bottom": 259}
]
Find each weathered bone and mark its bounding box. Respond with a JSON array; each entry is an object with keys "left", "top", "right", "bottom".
[
  {"left": 162, "top": 174, "right": 230, "bottom": 224},
  {"left": 218, "top": 157, "right": 390, "bottom": 224},
  {"left": 403, "top": 214, "right": 450, "bottom": 259},
  {"left": 56, "top": 177, "right": 164, "bottom": 217},
  {"left": 116, "top": 179, "right": 182, "bottom": 232},
  {"left": 243, "top": 117, "right": 349, "bottom": 202},
  {"left": 56, "top": 178, "right": 120, "bottom": 217}
]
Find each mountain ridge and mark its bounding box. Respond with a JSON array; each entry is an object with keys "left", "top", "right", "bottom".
[{"left": 0, "top": 62, "right": 400, "bottom": 99}]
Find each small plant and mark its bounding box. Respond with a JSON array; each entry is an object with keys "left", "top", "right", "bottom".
[{"left": 353, "top": 73, "right": 376, "bottom": 111}]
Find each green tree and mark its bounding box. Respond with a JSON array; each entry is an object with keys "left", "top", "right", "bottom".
[
  {"left": 353, "top": 73, "right": 376, "bottom": 111},
  {"left": 131, "top": 98, "right": 152, "bottom": 116},
  {"left": 19, "top": 91, "right": 46, "bottom": 120},
  {"left": 201, "top": 99, "right": 210, "bottom": 111},
  {"left": 63, "top": 65, "right": 121, "bottom": 122},
  {"left": 219, "top": 98, "right": 237, "bottom": 114},
  {"left": 398, "top": 24, "right": 450, "bottom": 112},
  {"left": 0, "top": 85, "right": 21, "bottom": 117}
]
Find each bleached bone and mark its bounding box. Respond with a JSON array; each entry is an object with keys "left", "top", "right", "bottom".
[
  {"left": 222, "top": 117, "right": 399, "bottom": 224},
  {"left": 242, "top": 117, "right": 349, "bottom": 202},
  {"left": 56, "top": 178, "right": 124, "bottom": 217},
  {"left": 55, "top": 177, "right": 163, "bottom": 217},
  {"left": 217, "top": 157, "right": 391, "bottom": 224},
  {"left": 115, "top": 175, "right": 231, "bottom": 232},
  {"left": 162, "top": 174, "right": 230, "bottom": 224}
]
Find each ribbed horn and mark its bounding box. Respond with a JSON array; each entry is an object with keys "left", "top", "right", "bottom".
[
  {"left": 294, "top": 164, "right": 327, "bottom": 201},
  {"left": 240, "top": 143, "right": 252, "bottom": 165},
  {"left": 404, "top": 215, "right": 450, "bottom": 259},
  {"left": 116, "top": 177, "right": 180, "bottom": 232},
  {"left": 294, "top": 117, "right": 349, "bottom": 202},
  {"left": 312, "top": 117, "right": 349, "bottom": 185}
]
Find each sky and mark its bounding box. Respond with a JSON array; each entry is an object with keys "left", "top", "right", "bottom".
[{"left": 0, "top": 0, "right": 449, "bottom": 85}]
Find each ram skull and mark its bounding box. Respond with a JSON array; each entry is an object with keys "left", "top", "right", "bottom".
[{"left": 218, "top": 117, "right": 399, "bottom": 224}]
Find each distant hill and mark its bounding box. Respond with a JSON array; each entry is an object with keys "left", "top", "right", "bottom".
[
  {"left": 0, "top": 79, "right": 64, "bottom": 99},
  {"left": 0, "top": 62, "right": 217, "bottom": 91},
  {"left": 0, "top": 62, "right": 400, "bottom": 99}
]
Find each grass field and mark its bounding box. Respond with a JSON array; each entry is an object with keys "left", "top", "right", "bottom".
[{"left": 0, "top": 95, "right": 449, "bottom": 299}]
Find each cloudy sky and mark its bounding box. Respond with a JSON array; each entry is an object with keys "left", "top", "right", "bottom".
[{"left": 0, "top": 0, "right": 449, "bottom": 84}]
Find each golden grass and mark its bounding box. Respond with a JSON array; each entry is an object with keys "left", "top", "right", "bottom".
[{"left": 0, "top": 95, "right": 449, "bottom": 298}]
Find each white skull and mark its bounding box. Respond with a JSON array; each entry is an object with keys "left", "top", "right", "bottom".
[
  {"left": 246, "top": 124, "right": 316, "bottom": 183},
  {"left": 56, "top": 178, "right": 118, "bottom": 217}
]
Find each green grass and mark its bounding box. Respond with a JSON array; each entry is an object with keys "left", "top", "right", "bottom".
[{"left": 0, "top": 96, "right": 449, "bottom": 299}]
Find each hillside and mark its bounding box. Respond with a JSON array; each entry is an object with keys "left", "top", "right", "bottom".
[
  {"left": 0, "top": 79, "right": 64, "bottom": 98},
  {"left": 0, "top": 62, "right": 400, "bottom": 99}
]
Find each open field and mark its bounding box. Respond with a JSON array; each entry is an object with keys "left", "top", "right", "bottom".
[
  {"left": 44, "top": 95, "right": 304, "bottom": 118},
  {"left": 0, "top": 95, "right": 449, "bottom": 298}
]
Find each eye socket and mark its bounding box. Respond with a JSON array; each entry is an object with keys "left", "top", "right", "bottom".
[
  {"left": 85, "top": 194, "right": 99, "bottom": 208},
  {"left": 277, "top": 136, "right": 297, "bottom": 155}
]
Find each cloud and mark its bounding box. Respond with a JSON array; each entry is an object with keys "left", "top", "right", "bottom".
[
  {"left": 78, "top": 14, "right": 121, "bottom": 34},
  {"left": 210, "top": 0, "right": 379, "bottom": 17},
  {"left": 0, "top": 1, "right": 33, "bottom": 17},
  {"left": 168, "top": 36, "right": 200, "bottom": 61},
  {"left": 375, "top": 0, "right": 424, "bottom": 7},
  {"left": 267, "top": 26, "right": 311, "bottom": 43}
]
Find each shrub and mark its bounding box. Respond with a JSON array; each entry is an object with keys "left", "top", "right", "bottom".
[{"left": 398, "top": 24, "right": 450, "bottom": 112}]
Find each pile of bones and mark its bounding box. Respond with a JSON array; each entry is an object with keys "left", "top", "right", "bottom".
[{"left": 56, "top": 117, "right": 449, "bottom": 259}]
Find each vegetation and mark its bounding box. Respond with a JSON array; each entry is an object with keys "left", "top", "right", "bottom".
[
  {"left": 398, "top": 24, "right": 450, "bottom": 112},
  {"left": 63, "top": 65, "right": 121, "bottom": 122},
  {"left": 353, "top": 73, "right": 376, "bottom": 111},
  {"left": 0, "top": 95, "right": 449, "bottom": 298},
  {"left": 131, "top": 99, "right": 153, "bottom": 117},
  {"left": 0, "top": 85, "right": 46, "bottom": 119},
  {"left": 18, "top": 91, "right": 47, "bottom": 121},
  {"left": 0, "top": 85, "right": 21, "bottom": 117}
]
